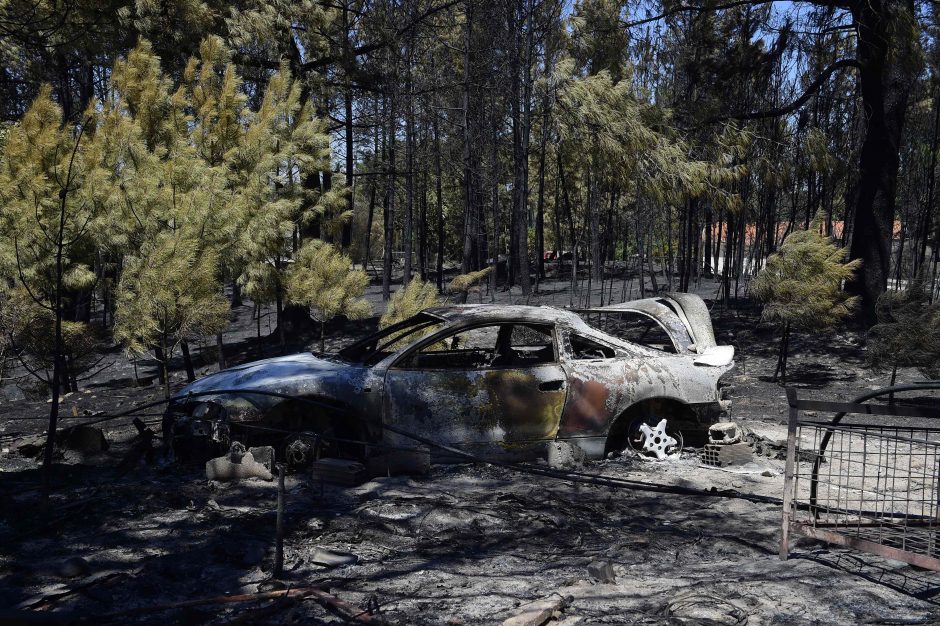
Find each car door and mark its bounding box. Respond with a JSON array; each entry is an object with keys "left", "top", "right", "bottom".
[{"left": 383, "top": 322, "right": 568, "bottom": 456}]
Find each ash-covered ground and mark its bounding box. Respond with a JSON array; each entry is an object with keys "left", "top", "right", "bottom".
[{"left": 2, "top": 277, "right": 939, "bottom": 624}]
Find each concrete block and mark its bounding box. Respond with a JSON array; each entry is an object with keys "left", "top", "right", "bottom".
[
  {"left": 708, "top": 421, "right": 742, "bottom": 445},
  {"left": 247, "top": 446, "right": 275, "bottom": 472},
  {"left": 702, "top": 442, "right": 753, "bottom": 467}
]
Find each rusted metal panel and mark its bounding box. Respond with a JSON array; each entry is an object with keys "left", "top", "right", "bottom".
[{"left": 793, "top": 524, "right": 940, "bottom": 572}]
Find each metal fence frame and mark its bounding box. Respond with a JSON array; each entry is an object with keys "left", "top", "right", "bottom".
[{"left": 780, "top": 383, "right": 940, "bottom": 570}]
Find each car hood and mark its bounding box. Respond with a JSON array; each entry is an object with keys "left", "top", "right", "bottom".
[{"left": 176, "top": 353, "right": 366, "bottom": 410}]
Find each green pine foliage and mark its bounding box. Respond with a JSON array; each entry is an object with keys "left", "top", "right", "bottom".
[
  {"left": 285, "top": 240, "right": 372, "bottom": 352},
  {"left": 232, "top": 61, "right": 339, "bottom": 314},
  {"left": 751, "top": 219, "right": 861, "bottom": 382},
  {"left": 448, "top": 267, "right": 494, "bottom": 301},
  {"left": 113, "top": 232, "right": 230, "bottom": 397},
  {"left": 0, "top": 86, "right": 97, "bottom": 390},
  {"left": 380, "top": 278, "right": 441, "bottom": 329},
  {"left": 1, "top": 37, "right": 345, "bottom": 398},
  {"left": 551, "top": 57, "right": 745, "bottom": 209},
  {"left": 868, "top": 277, "right": 940, "bottom": 382},
  {"left": 84, "top": 38, "right": 340, "bottom": 381},
  {"left": 752, "top": 227, "right": 861, "bottom": 330},
  {"left": 90, "top": 39, "right": 235, "bottom": 387}
]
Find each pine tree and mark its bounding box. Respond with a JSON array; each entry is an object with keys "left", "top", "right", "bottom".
[
  {"left": 231, "top": 62, "right": 343, "bottom": 345},
  {"left": 868, "top": 276, "right": 940, "bottom": 385},
  {"left": 91, "top": 40, "right": 234, "bottom": 386},
  {"left": 0, "top": 85, "right": 97, "bottom": 474},
  {"left": 95, "top": 39, "right": 339, "bottom": 377},
  {"left": 113, "top": 231, "right": 229, "bottom": 398},
  {"left": 752, "top": 219, "right": 861, "bottom": 383},
  {"left": 285, "top": 240, "right": 372, "bottom": 352}
]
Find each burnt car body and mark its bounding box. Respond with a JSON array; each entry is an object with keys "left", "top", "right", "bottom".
[{"left": 164, "top": 294, "right": 733, "bottom": 464}]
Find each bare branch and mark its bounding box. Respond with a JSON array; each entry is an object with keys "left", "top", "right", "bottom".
[
  {"left": 706, "top": 58, "right": 859, "bottom": 123},
  {"left": 621, "top": 0, "right": 853, "bottom": 29}
]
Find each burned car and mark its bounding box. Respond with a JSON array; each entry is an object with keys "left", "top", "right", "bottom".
[{"left": 164, "top": 294, "right": 733, "bottom": 466}]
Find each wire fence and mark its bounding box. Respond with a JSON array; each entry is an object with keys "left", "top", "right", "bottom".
[{"left": 781, "top": 384, "right": 940, "bottom": 570}]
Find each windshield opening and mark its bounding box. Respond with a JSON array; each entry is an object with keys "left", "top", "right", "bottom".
[{"left": 338, "top": 313, "right": 446, "bottom": 365}]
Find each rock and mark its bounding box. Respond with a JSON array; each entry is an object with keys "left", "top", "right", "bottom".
[
  {"left": 547, "top": 441, "right": 586, "bottom": 470},
  {"left": 206, "top": 442, "right": 274, "bottom": 481},
  {"left": 16, "top": 437, "right": 45, "bottom": 458},
  {"left": 586, "top": 560, "right": 616, "bottom": 584},
  {"left": 502, "top": 594, "right": 571, "bottom": 626},
  {"left": 57, "top": 425, "right": 108, "bottom": 454},
  {"left": 58, "top": 556, "right": 91, "bottom": 578},
  {"left": 311, "top": 547, "right": 359, "bottom": 567}
]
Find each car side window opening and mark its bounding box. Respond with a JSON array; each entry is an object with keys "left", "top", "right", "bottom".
[
  {"left": 505, "top": 324, "right": 556, "bottom": 365},
  {"left": 400, "top": 323, "right": 556, "bottom": 369},
  {"left": 568, "top": 334, "right": 617, "bottom": 360},
  {"left": 586, "top": 311, "right": 680, "bottom": 353}
]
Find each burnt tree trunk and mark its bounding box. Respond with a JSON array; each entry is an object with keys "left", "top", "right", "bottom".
[
  {"left": 403, "top": 32, "right": 415, "bottom": 287},
  {"left": 434, "top": 74, "right": 445, "bottom": 292},
  {"left": 845, "top": 0, "right": 918, "bottom": 325},
  {"left": 383, "top": 82, "right": 396, "bottom": 300},
  {"left": 341, "top": 4, "right": 354, "bottom": 250},
  {"left": 509, "top": 0, "right": 533, "bottom": 295},
  {"left": 181, "top": 341, "right": 196, "bottom": 383},
  {"left": 461, "top": 5, "right": 481, "bottom": 273}
]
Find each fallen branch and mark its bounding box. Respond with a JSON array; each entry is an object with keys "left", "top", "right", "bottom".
[
  {"left": 502, "top": 593, "right": 571, "bottom": 626},
  {"left": 16, "top": 571, "right": 128, "bottom": 612}
]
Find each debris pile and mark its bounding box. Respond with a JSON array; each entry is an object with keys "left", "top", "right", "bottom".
[
  {"left": 206, "top": 442, "right": 275, "bottom": 481},
  {"left": 703, "top": 421, "right": 753, "bottom": 467}
]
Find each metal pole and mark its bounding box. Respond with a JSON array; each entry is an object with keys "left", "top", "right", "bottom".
[
  {"left": 780, "top": 387, "right": 799, "bottom": 560},
  {"left": 273, "top": 463, "right": 285, "bottom": 578}
]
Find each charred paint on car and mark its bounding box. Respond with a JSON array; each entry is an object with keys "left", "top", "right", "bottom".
[{"left": 165, "top": 295, "right": 734, "bottom": 464}]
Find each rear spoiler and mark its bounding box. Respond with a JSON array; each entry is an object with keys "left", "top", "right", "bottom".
[
  {"left": 693, "top": 345, "right": 735, "bottom": 367},
  {"left": 580, "top": 293, "right": 731, "bottom": 361}
]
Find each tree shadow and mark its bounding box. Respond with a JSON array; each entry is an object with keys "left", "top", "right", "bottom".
[
  {"left": 757, "top": 362, "right": 859, "bottom": 389},
  {"left": 793, "top": 550, "right": 940, "bottom": 603}
]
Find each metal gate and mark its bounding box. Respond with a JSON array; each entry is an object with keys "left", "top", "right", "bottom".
[{"left": 781, "top": 384, "right": 940, "bottom": 570}]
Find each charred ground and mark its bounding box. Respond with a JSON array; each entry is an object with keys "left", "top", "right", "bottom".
[{"left": 1, "top": 281, "right": 938, "bottom": 624}]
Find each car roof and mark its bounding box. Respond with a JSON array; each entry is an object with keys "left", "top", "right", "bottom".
[{"left": 422, "top": 304, "right": 585, "bottom": 326}]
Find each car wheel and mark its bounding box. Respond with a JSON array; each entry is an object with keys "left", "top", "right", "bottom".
[{"left": 625, "top": 416, "right": 684, "bottom": 459}]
